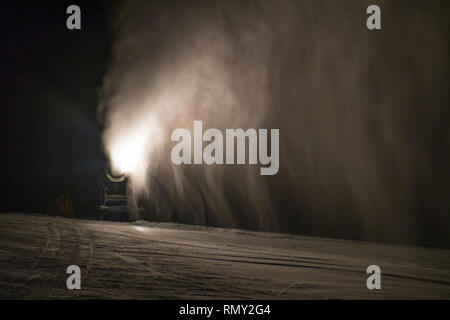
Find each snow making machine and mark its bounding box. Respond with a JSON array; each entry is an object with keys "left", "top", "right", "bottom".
[{"left": 97, "top": 165, "right": 132, "bottom": 221}]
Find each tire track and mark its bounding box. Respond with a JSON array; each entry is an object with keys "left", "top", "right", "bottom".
[
  {"left": 15, "top": 222, "right": 55, "bottom": 299},
  {"left": 30, "top": 222, "right": 54, "bottom": 271},
  {"left": 95, "top": 226, "right": 361, "bottom": 271},
  {"left": 53, "top": 220, "right": 94, "bottom": 297},
  {"left": 85, "top": 234, "right": 95, "bottom": 280}
]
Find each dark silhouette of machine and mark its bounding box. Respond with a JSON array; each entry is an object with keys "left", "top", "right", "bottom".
[{"left": 97, "top": 165, "right": 132, "bottom": 221}]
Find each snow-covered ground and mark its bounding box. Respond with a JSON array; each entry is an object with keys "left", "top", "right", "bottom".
[{"left": 0, "top": 213, "right": 449, "bottom": 299}]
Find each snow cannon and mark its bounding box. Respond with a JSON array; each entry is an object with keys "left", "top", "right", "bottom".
[{"left": 97, "top": 165, "right": 131, "bottom": 221}]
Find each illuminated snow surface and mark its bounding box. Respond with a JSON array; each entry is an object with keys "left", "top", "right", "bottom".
[{"left": 0, "top": 213, "right": 449, "bottom": 299}]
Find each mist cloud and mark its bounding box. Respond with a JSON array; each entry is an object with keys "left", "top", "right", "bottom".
[{"left": 99, "top": 0, "right": 449, "bottom": 247}]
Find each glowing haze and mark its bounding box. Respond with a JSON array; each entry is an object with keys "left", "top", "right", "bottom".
[
  {"left": 98, "top": 0, "right": 449, "bottom": 246},
  {"left": 104, "top": 110, "right": 162, "bottom": 186}
]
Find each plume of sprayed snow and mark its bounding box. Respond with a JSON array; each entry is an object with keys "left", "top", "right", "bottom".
[{"left": 99, "top": 0, "right": 449, "bottom": 246}]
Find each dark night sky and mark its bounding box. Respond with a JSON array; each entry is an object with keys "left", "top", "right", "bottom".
[
  {"left": 1, "top": 0, "right": 114, "bottom": 214},
  {"left": 0, "top": 1, "right": 449, "bottom": 248}
]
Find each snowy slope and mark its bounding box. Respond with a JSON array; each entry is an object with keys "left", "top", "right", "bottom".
[{"left": 0, "top": 213, "right": 449, "bottom": 299}]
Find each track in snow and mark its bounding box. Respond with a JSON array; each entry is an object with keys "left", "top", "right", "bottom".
[{"left": 0, "top": 213, "right": 449, "bottom": 299}]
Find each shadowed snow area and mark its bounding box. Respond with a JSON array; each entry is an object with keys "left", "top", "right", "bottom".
[{"left": 0, "top": 213, "right": 449, "bottom": 299}]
